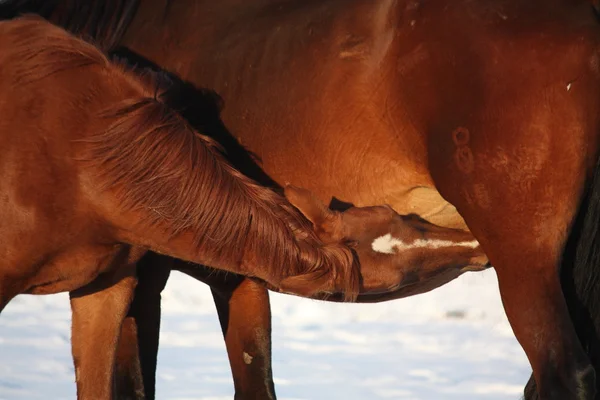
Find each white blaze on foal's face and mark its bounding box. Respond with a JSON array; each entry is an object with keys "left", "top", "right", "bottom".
[
  {"left": 371, "top": 233, "right": 404, "bottom": 254},
  {"left": 282, "top": 184, "right": 489, "bottom": 294},
  {"left": 371, "top": 233, "right": 480, "bottom": 254}
]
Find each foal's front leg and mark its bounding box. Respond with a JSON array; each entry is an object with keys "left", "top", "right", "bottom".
[{"left": 70, "top": 265, "right": 138, "bottom": 400}]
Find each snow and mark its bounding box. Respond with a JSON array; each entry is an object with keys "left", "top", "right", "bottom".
[{"left": 0, "top": 268, "right": 530, "bottom": 400}]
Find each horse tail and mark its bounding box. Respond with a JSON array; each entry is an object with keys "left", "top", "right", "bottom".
[{"left": 524, "top": 154, "right": 600, "bottom": 398}]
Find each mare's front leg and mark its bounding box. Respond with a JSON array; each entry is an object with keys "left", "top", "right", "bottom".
[
  {"left": 176, "top": 263, "right": 277, "bottom": 400},
  {"left": 114, "top": 258, "right": 276, "bottom": 400},
  {"left": 212, "top": 279, "right": 276, "bottom": 400},
  {"left": 115, "top": 253, "right": 172, "bottom": 400},
  {"left": 70, "top": 264, "right": 138, "bottom": 400}
]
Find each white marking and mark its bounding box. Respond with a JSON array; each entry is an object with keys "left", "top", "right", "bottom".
[
  {"left": 371, "top": 233, "right": 479, "bottom": 254},
  {"left": 567, "top": 83, "right": 572, "bottom": 91},
  {"left": 372, "top": 234, "right": 405, "bottom": 254},
  {"left": 243, "top": 352, "right": 253, "bottom": 365}
]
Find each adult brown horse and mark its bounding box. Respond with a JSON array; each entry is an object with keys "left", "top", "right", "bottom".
[
  {"left": 0, "top": 15, "right": 491, "bottom": 399},
  {"left": 5, "top": 1, "right": 600, "bottom": 399}
]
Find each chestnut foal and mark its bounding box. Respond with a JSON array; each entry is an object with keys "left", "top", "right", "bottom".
[{"left": 0, "top": 17, "right": 363, "bottom": 399}]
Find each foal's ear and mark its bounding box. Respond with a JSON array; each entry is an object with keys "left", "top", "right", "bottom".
[{"left": 284, "top": 185, "right": 332, "bottom": 225}]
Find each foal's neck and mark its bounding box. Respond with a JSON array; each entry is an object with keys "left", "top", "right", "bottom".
[{"left": 82, "top": 100, "right": 357, "bottom": 297}]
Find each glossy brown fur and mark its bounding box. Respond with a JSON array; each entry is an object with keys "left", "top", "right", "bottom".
[
  {"left": 115, "top": 183, "right": 490, "bottom": 400},
  {"left": 0, "top": 13, "right": 491, "bottom": 400},
  {"left": 0, "top": 15, "right": 361, "bottom": 299},
  {"left": 0, "top": 15, "right": 383, "bottom": 398},
  {"left": 116, "top": 2, "right": 600, "bottom": 399},
  {"left": 4, "top": 0, "right": 600, "bottom": 399}
]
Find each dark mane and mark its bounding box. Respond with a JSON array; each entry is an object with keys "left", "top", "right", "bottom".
[{"left": 0, "top": 0, "right": 140, "bottom": 50}]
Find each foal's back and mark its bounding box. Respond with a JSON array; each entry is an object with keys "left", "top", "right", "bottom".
[{"left": 0, "top": 17, "right": 147, "bottom": 299}]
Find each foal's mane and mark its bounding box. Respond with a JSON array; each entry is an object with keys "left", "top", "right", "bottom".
[
  {"left": 3, "top": 16, "right": 359, "bottom": 299},
  {"left": 91, "top": 95, "right": 359, "bottom": 296},
  {"left": 0, "top": 0, "right": 140, "bottom": 50},
  {"left": 2, "top": 15, "right": 108, "bottom": 84},
  {"left": 89, "top": 80, "right": 358, "bottom": 300}
]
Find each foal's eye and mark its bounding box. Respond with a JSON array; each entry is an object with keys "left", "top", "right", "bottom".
[{"left": 344, "top": 239, "right": 359, "bottom": 248}]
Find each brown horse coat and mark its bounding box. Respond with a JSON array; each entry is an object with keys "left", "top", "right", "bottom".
[
  {"left": 4, "top": 1, "right": 600, "bottom": 399},
  {"left": 112, "top": 2, "right": 600, "bottom": 398},
  {"left": 0, "top": 16, "right": 367, "bottom": 398},
  {"left": 117, "top": 2, "right": 600, "bottom": 399}
]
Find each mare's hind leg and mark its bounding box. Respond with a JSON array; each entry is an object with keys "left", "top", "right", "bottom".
[
  {"left": 0, "top": 277, "right": 20, "bottom": 313},
  {"left": 176, "top": 264, "right": 277, "bottom": 400},
  {"left": 525, "top": 377, "right": 540, "bottom": 400},
  {"left": 448, "top": 215, "right": 593, "bottom": 399},
  {"left": 115, "top": 253, "right": 172, "bottom": 400},
  {"left": 493, "top": 249, "right": 593, "bottom": 399},
  {"left": 430, "top": 140, "right": 594, "bottom": 399},
  {"left": 70, "top": 265, "right": 138, "bottom": 400}
]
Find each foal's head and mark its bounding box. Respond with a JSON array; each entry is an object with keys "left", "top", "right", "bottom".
[{"left": 284, "top": 186, "right": 489, "bottom": 295}]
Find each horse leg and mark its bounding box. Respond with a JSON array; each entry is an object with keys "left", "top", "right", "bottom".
[
  {"left": 525, "top": 376, "right": 540, "bottom": 400},
  {"left": 114, "top": 315, "right": 144, "bottom": 400},
  {"left": 430, "top": 149, "right": 595, "bottom": 399},
  {"left": 494, "top": 252, "right": 593, "bottom": 399},
  {"left": 114, "top": 253, "right": 172, "bottom": 400},
  {"left": 70, "top": 265, "right": 138, "bottom": 400},
  {"left": 0, "top": 277, "right": 19, "bottom": 313},
  {"left": 114, "top": 258, "right": 276, "bottom": 400},
  {"left": 433, "top": 203, "right": 594, "bottom": 399},
  {"left": 176, "top": 263, "right": 276, "bottom": 400},
  {"left": 439, "top": 201, "right": 594, "bottom": 398},
  {"left": 211, "top": 278, "right": 276, "bottom": 400}
]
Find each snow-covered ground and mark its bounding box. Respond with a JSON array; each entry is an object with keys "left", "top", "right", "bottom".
[{"left": 0, "top": 268, "right": 530, "bottom": 400}]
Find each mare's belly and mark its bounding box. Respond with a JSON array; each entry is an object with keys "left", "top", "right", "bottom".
[
  {"left": 384, "top": 186, "right": 468, "bottom": 230},
  {"left": 236, "top": 130, "right": 469, "bottom": 230}
]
